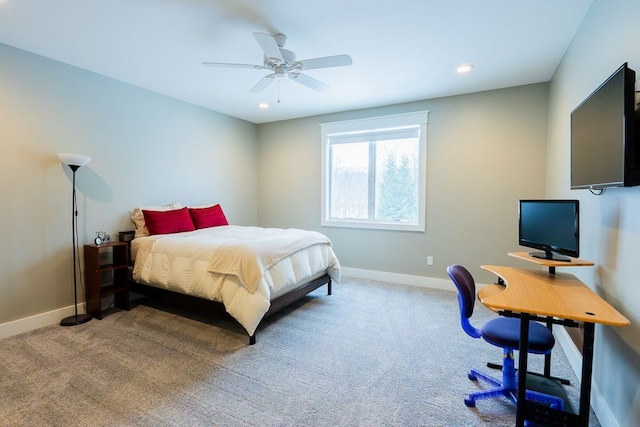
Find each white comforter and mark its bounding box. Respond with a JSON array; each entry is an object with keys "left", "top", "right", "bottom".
[{"left": 132, "top": 226, "right": 341, "bottom": 336}]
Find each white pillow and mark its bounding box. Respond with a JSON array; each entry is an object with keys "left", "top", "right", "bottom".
[
  {"left": 189, "top": 203, "right": 216, "bottom": 209},
  {"left": 129, "top": 202, "right": 182, "bottom": 238}
]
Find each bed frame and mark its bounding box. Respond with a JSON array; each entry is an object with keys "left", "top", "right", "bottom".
[{"left": 118, "top": 231, "right": 332, "bottom": 345}]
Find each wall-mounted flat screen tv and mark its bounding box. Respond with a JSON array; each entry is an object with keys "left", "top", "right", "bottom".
[{"left": 570, "top": 63, "right": 640, "bottom": 190}]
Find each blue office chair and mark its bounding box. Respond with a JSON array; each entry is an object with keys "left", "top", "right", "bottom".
[{"left": 446, "top": 264, "right": 564, "bottom": 410}]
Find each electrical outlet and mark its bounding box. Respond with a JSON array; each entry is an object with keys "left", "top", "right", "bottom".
[{"left": 427, "top": 256, "right": 434, "bottom": 266}]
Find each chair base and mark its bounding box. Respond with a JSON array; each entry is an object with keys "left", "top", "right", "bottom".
[
  {"left": 487, "top": 361, "right": 571, "bottom": 386},
  {"left": 465, "top": 368, "right": 564, "bottom": 411}
]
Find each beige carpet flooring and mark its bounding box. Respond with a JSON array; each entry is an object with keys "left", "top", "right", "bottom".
[{"left": 0, "top": 278, "right": 600, "bottom": 426}]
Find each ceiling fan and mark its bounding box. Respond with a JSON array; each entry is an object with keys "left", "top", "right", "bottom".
[{"left": 202, "top": 32, "right": 352, "bottom": 93}]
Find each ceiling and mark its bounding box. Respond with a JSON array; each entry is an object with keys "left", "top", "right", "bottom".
[{"left": 0, "top": 0, "right": 593, "bottom": 124}]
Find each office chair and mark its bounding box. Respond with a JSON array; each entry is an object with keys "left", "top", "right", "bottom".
[{"left": 446, "top": 264, "right": 564, "bottom": 410}]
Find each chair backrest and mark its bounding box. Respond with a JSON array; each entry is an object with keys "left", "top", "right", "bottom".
[{"left": 447, "top": 264, "right": 481, "bottom": 339}]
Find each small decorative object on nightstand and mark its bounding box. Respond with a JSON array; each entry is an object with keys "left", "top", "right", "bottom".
[
  {"left": 94, "top": 231, "right": 111, "bottom": 245},
  {"left": 84, "top": 241, "right": 131, "bottom": 319}
]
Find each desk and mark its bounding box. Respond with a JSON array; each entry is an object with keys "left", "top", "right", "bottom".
[
  {"left": 507, "top": 252, "right": 596, "bottom": 382},
  {"left": 480, "top": 265, "right": 629, "bottom": 427}
]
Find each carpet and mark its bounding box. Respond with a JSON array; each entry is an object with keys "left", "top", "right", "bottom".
[{"left": 0, "top": 278, "right": 600, "bottom": 426}]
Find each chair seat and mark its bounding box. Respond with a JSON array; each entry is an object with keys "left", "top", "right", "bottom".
[{"left": 480, "top": 317, "right": 555, "bottom": 354}]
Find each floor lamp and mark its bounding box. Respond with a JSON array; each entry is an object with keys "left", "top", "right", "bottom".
[{"left": 58, "top": 153, "right": 93, "bottom": 326}]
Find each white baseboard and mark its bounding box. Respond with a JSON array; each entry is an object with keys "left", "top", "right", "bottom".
[
  {"left": 340, "top": 267, "right": 454, "bottom": 290},
  {"left": 555, "top": 327, "right": 619, "bottom": 427},
  {"left": 5, "top": 268, "right": 430, "bottom": 339},
  {"left": 0, "top": 304, "right": 86, "bottom": 340}
]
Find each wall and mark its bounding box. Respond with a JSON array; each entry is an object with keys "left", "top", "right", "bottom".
[
  {"left": 546, "top": 0, "right": 640, "bottom": 425},
  {"left": 257, "top": 83, "right": 550, "bottom": 285},
  {"left": 2, "top": 3, "right": 636, "bottom": 422},
  {"left": 4, "top": 8, "right": 632, "bottom": 423},
  {"left": 0, "top": 43, "right": 259, "bottom": 325}
]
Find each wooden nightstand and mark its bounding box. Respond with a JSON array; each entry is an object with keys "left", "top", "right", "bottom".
[{"left": 84, "top": 241, "right": 131, "bottom": 319}]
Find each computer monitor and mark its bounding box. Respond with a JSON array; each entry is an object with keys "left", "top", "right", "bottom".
[{"left": 518, "top": 199, "right": 579, "bottom": 262}]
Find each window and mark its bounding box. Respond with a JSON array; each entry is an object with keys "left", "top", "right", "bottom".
[{"left": 321, "top": 111, "right": 428, "bottom": 231}]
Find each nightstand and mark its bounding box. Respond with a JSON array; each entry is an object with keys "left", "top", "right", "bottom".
[{"left": 84, "top": 241, "right": 131, "bottom": 319}]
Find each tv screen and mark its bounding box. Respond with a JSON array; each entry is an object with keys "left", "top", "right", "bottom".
[
  {"left": 518, "top": 199, "right": 579, "bottom": 261},
  {"left": 570, "top": 63, "right": 640, "bottom": 190}
]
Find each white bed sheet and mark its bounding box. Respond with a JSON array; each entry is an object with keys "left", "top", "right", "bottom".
[{"left": 131, "top": 226, "right": 341, "bottom": 336}]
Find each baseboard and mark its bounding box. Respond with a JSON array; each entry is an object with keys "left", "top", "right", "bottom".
[
  {"left": 341, "top": 267, "right": 454, "bottom": 291},
  {"left": 0, "top": 304, "right": 86, "bottom": 340},
  {"left": 555, "top": 326, "right": 619, "bottom": 427},
  {"left": 5, "top": 269, "right": 439, "bottom": 339}
]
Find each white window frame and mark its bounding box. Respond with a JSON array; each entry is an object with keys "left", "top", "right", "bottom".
[{"left": 320, "top": 111, "right": 428, "bottom": 232}]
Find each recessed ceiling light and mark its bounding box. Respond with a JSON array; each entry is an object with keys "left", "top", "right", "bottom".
[
  {"left": 457, "top": 64, "right": 474, "bottom": 73},
  {"left": 258, "top": 102, "right": 269, "bottom": 109}
]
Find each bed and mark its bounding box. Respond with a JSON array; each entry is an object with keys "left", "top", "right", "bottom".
[{"left": 122, "top": 203, "right": 341, "bottom": 344}]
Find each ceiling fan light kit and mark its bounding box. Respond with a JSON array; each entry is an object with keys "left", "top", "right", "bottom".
[{"left": 203, "top": 32, "right": 352, "bottom": 94}]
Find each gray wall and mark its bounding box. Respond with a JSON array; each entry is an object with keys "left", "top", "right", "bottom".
[
  {"left": 0, "top": 43, "right": 259, "bottom": 324},
  {"left": 257, "top": 84, "right": 550, "bottom": 284},
  {"left": 4, "top": 4, "right": 638, "bottom": 423},
  {"left": 546, "top": 0, "right": 640, "bottom": 425}
]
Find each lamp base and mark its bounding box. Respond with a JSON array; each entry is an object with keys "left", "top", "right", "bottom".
[{"left": 60, "top": 313, "right": 92, "bottom": 326}]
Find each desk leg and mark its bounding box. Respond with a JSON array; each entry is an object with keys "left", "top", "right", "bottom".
[
  {"left": 541, "top": 318, "right": 572, "bottom": 386},
  {"left": 516, "top": 313, "right": 530, "bottom": 427},
  {"left": 578, "top": 322, "right": 595, "bottom": 427},
  {"left": 544, "top": 317, "right": 553, "bottom": 377}
]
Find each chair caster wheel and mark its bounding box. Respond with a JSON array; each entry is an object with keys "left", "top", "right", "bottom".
[
  {"left": 464, "top": 397, "right": 476, "bottom": 407},
  {"left": 468, "top": 371, "right": 477, "bottom": 381}
]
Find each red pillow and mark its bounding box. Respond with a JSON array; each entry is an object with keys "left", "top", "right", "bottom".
[
  {"left": 142, "top": 207, "right": 195, "bottom": 235},
  {"left": 188, "top": 204, "right": 228, "bottom": 229}
]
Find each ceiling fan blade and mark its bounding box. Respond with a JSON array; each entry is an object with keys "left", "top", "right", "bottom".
[
  {"left": 288, "top": 72, "right": 329, "bottom": 92},
  {"left": 295, "top": 54, "right": 353, "bottom": 71},
  {"left": 253, "top": 32, "right": 283, "bottom": 62},
  {"left": 250, "top": 74, "right": 276, "bottom": 93},
  {"left": 202, "top": 62, "right": 266, "bottom": 70}
]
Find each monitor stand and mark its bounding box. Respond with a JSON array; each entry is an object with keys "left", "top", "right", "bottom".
[
  {"left": 509, "top": 251, "right": 594, "bottom": 275},
  {"left": 529, "top": 251, "right": 571, "bottom": 262}
]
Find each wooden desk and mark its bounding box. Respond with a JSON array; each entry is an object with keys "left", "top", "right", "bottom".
[
  {"left": 507, "top": 251, "right": 596, "bottom": 381},
  {"left": 480, "top": 265, "right": 629, "bottom": 427}
]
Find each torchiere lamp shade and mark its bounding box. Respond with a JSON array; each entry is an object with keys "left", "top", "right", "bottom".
[{"left": 58, "top": 153, "right": 91, "bottom": 167}]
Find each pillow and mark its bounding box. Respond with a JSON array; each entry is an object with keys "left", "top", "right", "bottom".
[
  {"left": 142, "top": 207, "right": 195, "bottom": 235},
  {"left": 188, "top": 204, "right": 229, "bottom": 229},
  {"left": 130, "top": 202, "right": 182, "bottom": 238}
]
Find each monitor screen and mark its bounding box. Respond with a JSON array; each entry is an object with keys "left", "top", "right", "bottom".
[{"left": 518, "top": 199, "right": 579, "bottom": 261}]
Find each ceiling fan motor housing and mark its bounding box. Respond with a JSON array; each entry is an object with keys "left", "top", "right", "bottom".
[{"left": 264, "top": 48, "right": 296, "bottom": 68}]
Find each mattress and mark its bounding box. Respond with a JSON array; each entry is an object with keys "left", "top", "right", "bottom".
[{"left": 131, "top": 225, "right": 341, "bottom": 335}]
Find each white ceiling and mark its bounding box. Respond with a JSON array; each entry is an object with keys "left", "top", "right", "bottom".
[{"left": 0, "top": 0, "right": 593, "bottom": 124}]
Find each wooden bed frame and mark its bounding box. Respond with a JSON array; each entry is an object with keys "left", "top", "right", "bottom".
[{"left": 118, "top": 231, "right": 332, "bottom": 345}]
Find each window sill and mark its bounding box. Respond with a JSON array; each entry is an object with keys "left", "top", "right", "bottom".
[{"left": 321, "top": 219, "right": 425, "bottom": 232}]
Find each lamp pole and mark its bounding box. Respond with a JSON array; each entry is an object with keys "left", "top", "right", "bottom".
[{"left": 58, "top": 154, "right": 92, "bottom": 326}]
